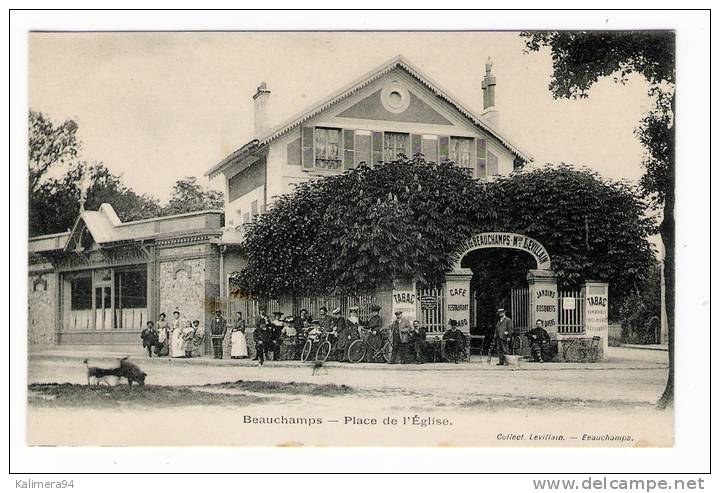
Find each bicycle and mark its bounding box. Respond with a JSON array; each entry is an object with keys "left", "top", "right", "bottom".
[
  {"left": 562, "top": 336, "right": 601, "bottom": 363},
  {"left": 300, "top": 328, "right": 335, "bottom": 362},
  {"left": 347, "top": 328, "right": 393, "bottom": 363},
  {"left": 442, "top": 338, "right": 467, "bottom": 363}
]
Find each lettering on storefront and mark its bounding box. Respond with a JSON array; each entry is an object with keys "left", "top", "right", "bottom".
[
  {"left": 449, "top": 232, "right": 551, "bottom": 270},
  {"left": 445, "top": 280, "right": 470, "bottom": 330},
  {"left": 392, "top": 282, "right": 417, "bottom": 320}
]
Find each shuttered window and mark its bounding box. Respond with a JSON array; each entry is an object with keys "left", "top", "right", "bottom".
[
  {"left": 314, "top": 127, "right": 342, "bottom": 170},
  {"left": 450, "top": 137, "right": 472, "bottom": 166},
  {"left": 383, "top": 132, "right": 409, "bottom": 161}
]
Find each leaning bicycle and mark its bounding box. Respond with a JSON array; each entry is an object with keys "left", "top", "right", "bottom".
[
  {"left": 300, "top": 327, "right": 335, "bottom": 362},
  {"left": 347, "top": 328, "right": 392, "bottom": 363}
]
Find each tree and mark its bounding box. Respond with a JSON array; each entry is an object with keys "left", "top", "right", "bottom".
[
  {"left": 232, "top": 158, "right": 655, "bottom": 316},
  {"left": 29, "top": 162, "right": 161, "bottom": 236},
  {"left": 233, "top": 156, "right": 491, "bottom": 297},
  {"left": 28, "top": 110, "right": 80, "bottom": 194},
  {"left": 520, "top": 31, "right": 675, "bottom": 408},
  {"left": 162, "top": 177, "right": 224, "bottom": 216}
]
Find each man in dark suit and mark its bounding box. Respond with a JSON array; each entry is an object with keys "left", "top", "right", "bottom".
[
  {"left": 209, "top": 310, "right": 227, "bottom": 359},
  {"left": 409, "top": 320, "right": 428, "bottom": 364},
  {"left": 253, "top": 307, "right": 271, "bottom": 361},
  {"left": 389, "top": 310, "right": 412, "bottom": 364},
  {"left": 494, "top": 308, "right": 514, "bottom": 366}
]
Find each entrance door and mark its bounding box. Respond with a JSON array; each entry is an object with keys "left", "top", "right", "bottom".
[{"left": 95, "top": 285, "right": 113, "bottom": 330}]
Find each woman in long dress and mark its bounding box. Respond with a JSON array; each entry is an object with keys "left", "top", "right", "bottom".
[
  {"left": 156, "top": 312, "right": 170, "bottom": 356},
  {"left": 230, "top": 311, "right": 248, "bottom": 358},
  {"left": 170, "top": 310, "right": 185, "bottom": 358},
  {"left": 181, "top": 320, "right": 196, "bottom": 358}
]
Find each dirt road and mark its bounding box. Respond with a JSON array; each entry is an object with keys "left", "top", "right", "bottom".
[{"left": 26, "top": 347, "right": 672, "bottom": 447}]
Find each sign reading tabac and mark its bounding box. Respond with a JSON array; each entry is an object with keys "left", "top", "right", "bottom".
[{"left": 450, "top": 232, "right": 552, "bottom": 270}]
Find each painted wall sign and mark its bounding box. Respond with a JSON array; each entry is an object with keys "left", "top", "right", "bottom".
[
  {"left": 450, "top": 232, "right": 551, "bottom": 270},
  {"left": 530, "top": 282, "right": 558, "bottom": 333},
  {"left": 420, "top": 295, "right": 438, "bottom": 310},
  {"left": 392, "top": 281, "right": 417, "bottom": 321},
  {"left": 445, "top": 279, "right": 470, "bottom": 330}
]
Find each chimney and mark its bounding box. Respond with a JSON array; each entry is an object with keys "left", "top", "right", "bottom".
[
  {"left": 481, "top": 57, "right": 499, "bottom": 129},
  {"left": 253, "top": 81, "right": 271, "bottom": 137}
]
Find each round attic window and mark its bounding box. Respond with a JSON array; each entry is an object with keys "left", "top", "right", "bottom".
[{"left": 381, "top": 82, "right": 410, "bottom": 114}]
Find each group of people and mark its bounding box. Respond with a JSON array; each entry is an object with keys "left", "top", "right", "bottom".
[
  {"left": 140, "top": 309, "right": 248, "bottom": 359},
  {"left": 251, "top": 305, "right": 364, "bottom": 365},
  {"left": 139, "top": 304, "right": 553, "bottom": 365},
  {"left": 493, "top": 308, "right": 552, "bottom": 364}
]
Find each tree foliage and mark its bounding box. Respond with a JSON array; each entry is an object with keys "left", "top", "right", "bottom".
[
  {"left": 232, "top": 159, "right": 655, "bottom": 311},
  {"left": 520, "top": 31, "right": 675, "bottom": 99},
  {"left": 520, "top": 30, "right": 675, "bottom": 407},
  {"left": 28, "top": 110, "right": 80, "bottom": 193},
  {"left": 162, "top": 177, "right": 224, "bottom": 216},
  {"left": 29, "top": 163, "right": 161, "bottom": 236},
  {"left": 234, "top": 156, "right": 491, "bottom": 297}
]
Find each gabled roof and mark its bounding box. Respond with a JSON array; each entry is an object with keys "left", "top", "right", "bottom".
[
  {"left": 27, "top": 204, "right": 223, "bottom": 255},
  {"left": 206, "top": 55, "right": 532, "bottom": 179}
]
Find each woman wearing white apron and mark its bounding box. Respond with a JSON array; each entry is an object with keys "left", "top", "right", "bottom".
[
  {"left": 230, "top": 311, "right": 248, "bottom": 358},
  {"left": 170, "top": 310, "right": 185, "bottom": 358}
]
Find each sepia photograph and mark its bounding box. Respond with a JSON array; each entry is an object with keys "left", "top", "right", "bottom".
[{"left": 23, "top": 28, "right": 680, "bottom": 449}]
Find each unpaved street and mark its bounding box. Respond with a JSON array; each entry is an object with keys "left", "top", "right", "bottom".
[{"left": 26, "top": 347, "right": 672, "bottom": 447}]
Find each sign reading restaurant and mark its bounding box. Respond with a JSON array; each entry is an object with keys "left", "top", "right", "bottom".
[{"left": 450, "top": 232, "right": 552, "bottom": 270}]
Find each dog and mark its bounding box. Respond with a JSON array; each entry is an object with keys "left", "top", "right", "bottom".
[
  {"left": 83, "top": 359, "right": 120, "bottom": 386},
  {"left": 83, "top": 358, "right": 146, "bottom": 387},
  {"left": 118, "top": 357, "right": 147, "bottom": 387}
]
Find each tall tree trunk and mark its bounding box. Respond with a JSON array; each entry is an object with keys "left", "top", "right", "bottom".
[{"left": 657, "top": 104, "right": 675, "bottom": 410}]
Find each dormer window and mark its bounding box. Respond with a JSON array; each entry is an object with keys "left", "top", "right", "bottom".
[{"left": 314, "top": 127, "right": 342, "bottom": 170}]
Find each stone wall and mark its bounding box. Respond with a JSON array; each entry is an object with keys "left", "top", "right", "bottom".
[
  {"left": 157, "top": 243, "right": 222, "bottom": 355},
  {"left": 28, "top": 266, "right": 56, "bottom": 347}
]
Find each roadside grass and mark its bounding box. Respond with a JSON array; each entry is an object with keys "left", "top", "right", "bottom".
[
  {"left": 209, "top": 380, "right": 354, "bottom": 396},
  {"left": 28, "top": 383, "right": 270, "bottom": 408},
  {"left": 28, "top": 380, "right": 355, "bottom": 408}
]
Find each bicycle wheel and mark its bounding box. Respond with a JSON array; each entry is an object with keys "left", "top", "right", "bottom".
[
  {"left": 347, "top": 340, "right": 366, "bottom": 363},
  {"left": 316, "top": 341, "right": 332, "bottom": 362},
  {"left": 511, "top": 335, "right": 523, "bottom": 355},
  {"left": 300, "top": 339, "right": 313, "bottom": 362},
  {"left": 380, "top": 340, "right": 393, "bottom": 363},
  {"left": 563, "top": 341, "right": 581, "bottom": 362}
]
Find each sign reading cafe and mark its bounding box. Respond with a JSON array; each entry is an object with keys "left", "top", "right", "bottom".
[{"left": 449, "top": 232, "right": 552, "bottom": 270}]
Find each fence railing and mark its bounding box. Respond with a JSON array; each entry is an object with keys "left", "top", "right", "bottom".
[
  {"left": 557, "top": 289, "right": 585, "bottom": 334},
  {"left": 297, "top": 294, "right": 377, "bottom": 321},
  {"left": 511, "top": 286, "right": 529, "bottom": 329},
  {"left": 227, "top": 296, "right": 280, "bottom": 326}
]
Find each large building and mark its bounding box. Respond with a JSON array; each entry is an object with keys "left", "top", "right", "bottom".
[
  {"left": 28, "top": 55, "right": 608, "bottom": 357},
  {"left": 206, "top": 55, "right": 530, "bottom": 235}
]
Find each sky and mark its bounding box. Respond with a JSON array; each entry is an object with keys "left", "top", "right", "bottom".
[{"left": 28, "top": 31, "right": 653, "bottom": 203}]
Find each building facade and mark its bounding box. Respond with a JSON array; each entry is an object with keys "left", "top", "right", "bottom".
[{"left": 28, "top": 204, "right": 223, "bottom": 348}]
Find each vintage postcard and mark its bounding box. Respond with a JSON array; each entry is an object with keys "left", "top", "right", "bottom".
[{"left": 26, "top": 29, "right": 675, "bottom": 448}]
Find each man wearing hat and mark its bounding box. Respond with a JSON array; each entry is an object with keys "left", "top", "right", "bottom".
[
  {"left": 253, "top": 307, "right": 271, "bottom": 361},
  {"left": 495, "top": 308, "right": 514, "bottom": 366},
  {"left": 209, "top": 309, "right": 227, "bottom": 359},
  {"left": 269, "top": 311, "right": 285, "bottom": 360},
  {"left": 389, "top": 310, "right": 412, "bottom": 364},
  {"left": 442, "top": 319, "right": 466, "bottom": 363},
  {"left": 336, "top": 306, "right": 361, "bottom": 362}
]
